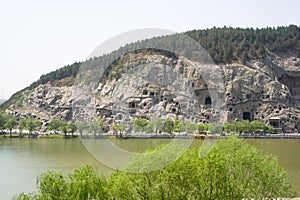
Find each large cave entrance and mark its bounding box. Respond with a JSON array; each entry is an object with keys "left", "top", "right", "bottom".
[
  {"left": 205, "top": 96, "right": 211, "bottom": 105},
  {"left": 243, "top": 112, "right": 252, "bottom": 121}
]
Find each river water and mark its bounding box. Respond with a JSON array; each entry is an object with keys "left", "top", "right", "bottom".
[{"left": 0, "top": 137, "right": 299, "bottom": 199}]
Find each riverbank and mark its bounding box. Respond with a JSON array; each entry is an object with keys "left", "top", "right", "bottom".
[
  {"left": 238, "top": 133, "right": 300, "bottom": 139},
  {"left": 2, "top": 132, "right": 300, "bottom": 139},
  {"left": 0, "top": 133, "right": 79, "bottom": 139}
]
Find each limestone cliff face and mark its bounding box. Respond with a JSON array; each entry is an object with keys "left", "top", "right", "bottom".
[
  {"left": 223, "top": 57, "right": 300, "bottom": 132},
  {"left": 5, "top": 52, "right": 300, "bottom": 132}
]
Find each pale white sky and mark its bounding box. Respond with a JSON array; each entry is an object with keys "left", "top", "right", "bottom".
[{"left": 0, "top": 0, "right": 299, "bottom": 99}]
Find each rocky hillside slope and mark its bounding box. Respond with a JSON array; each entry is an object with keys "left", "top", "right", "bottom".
[
  {"left": 2, "top": 51, "right": 300, "bottom": 133},
  {"left": 1, "top": 26, "right": 300, "bottom": 133}
]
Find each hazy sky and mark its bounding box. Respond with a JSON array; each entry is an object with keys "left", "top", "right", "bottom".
[{"left": 0, "top": 0, "right": 299, "bottom": 99}]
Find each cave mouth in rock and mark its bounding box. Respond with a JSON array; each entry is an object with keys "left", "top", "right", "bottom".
[
  {"left": 205, "top": 96, "right": 211, "bottom": 105},
  {"left": 270, "top": 121, "right": 279, "bottom": 128},
  {"left": 243, "top": 112, "right": 252, "bottom": 121}
]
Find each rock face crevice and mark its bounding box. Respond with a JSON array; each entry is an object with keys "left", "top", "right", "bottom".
[
  {"left": 6, "top": 52, "right": 300, "bottom": 133},
  {"left": 271, "top": 57, "right": 300, "bottom": 102}
]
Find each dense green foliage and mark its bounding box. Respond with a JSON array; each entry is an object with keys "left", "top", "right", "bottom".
[
  {"left": 111, "top": 122, "right": 128, "bottom": 136},
  {"left": 18, "top": 118, "right": 27, "bottom": 136},
  {"left": 132, "top": 117, "right": 165, "bottom": 134},
  {"left": 48, "top": 119, "right": 77, "bottom": 136},
  {"left": 75, "top": 120, "right": 86, "bottom": 136},
  {"left": 48, "top": 120, "right": 63, "bottom": 134},
  {"left": 131, "top": 118, "right": 276, "bottom": 135},
  {"left": 13, "top": 166, "right": 108, "bottom": 200},
  {"left": 25, "top": 117, "right": 41, "bottom": 136},
  {"left": 132, "top": 118, "right": 148, "bottom": 133},
  {"left": 186, "top": 25, "right": 300, "bottom": 63},
  {"left": 0, "top": 114, "right": 41, "bottom": 137},
  {"left": 29, "top": 62, "right": 81, "bottom": 88},
  {"left": 223, "top": 120, "right": 277, "bottom": 134},
  {"left": 14, "top": 137, "right": 296, "bottom": 199},
  {"left": 0, "top": 114, "right": 278, "bottom": 137},
  {"left": 89, "top": 119, "right": 103, "bottom": 135}
]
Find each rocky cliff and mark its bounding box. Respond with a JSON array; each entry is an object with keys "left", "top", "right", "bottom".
[
  {"left": 3, "top": 50, "right": 300, "bottom": 133},
  {"left": 223, "top": 56, "right": 300, "bottom": 132}
]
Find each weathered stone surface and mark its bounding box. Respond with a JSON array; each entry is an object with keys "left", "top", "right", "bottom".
[
  {"left": 12, "top": 85, "right": 74, "bottom": 130},
  {"left": 223, "top": 57, "right": 300, "bottom": 132},
  {"left": 6, "top": 52, "right": 300, "bottom": 132}
]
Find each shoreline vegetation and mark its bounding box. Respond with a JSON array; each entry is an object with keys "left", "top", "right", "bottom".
[
  {"left": 1, "top": 112, "right": 299, "bottom": 139},
  {"left": 2, "top": 132, "right": 300, "bottom": 139}
]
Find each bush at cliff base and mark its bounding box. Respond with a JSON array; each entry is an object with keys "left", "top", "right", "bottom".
[{"left": 14, "top": 137, "right": 296, "bottom": 200}]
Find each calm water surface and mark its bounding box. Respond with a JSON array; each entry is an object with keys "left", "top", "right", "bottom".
[
  {"left": 246, "top": 139, "right": 300, "bottom": 194},
  {"left": 0, "top": 138, "right": 109, "bottom": 199},
  {"left": 0, "top": 137, "right": 299, "bottom": 199}
]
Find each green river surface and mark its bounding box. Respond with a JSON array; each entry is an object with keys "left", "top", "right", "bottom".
[{"left": 0, "top": 137, "right": 299, "bottom": 199}]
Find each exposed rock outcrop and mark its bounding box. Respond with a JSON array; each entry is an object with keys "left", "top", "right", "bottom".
[
  {"left": 5, "top": 52, "right": 300, "bottom": 133},
  {"left": 223, "top": 57, "right": 300, "bottom": 132}
]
